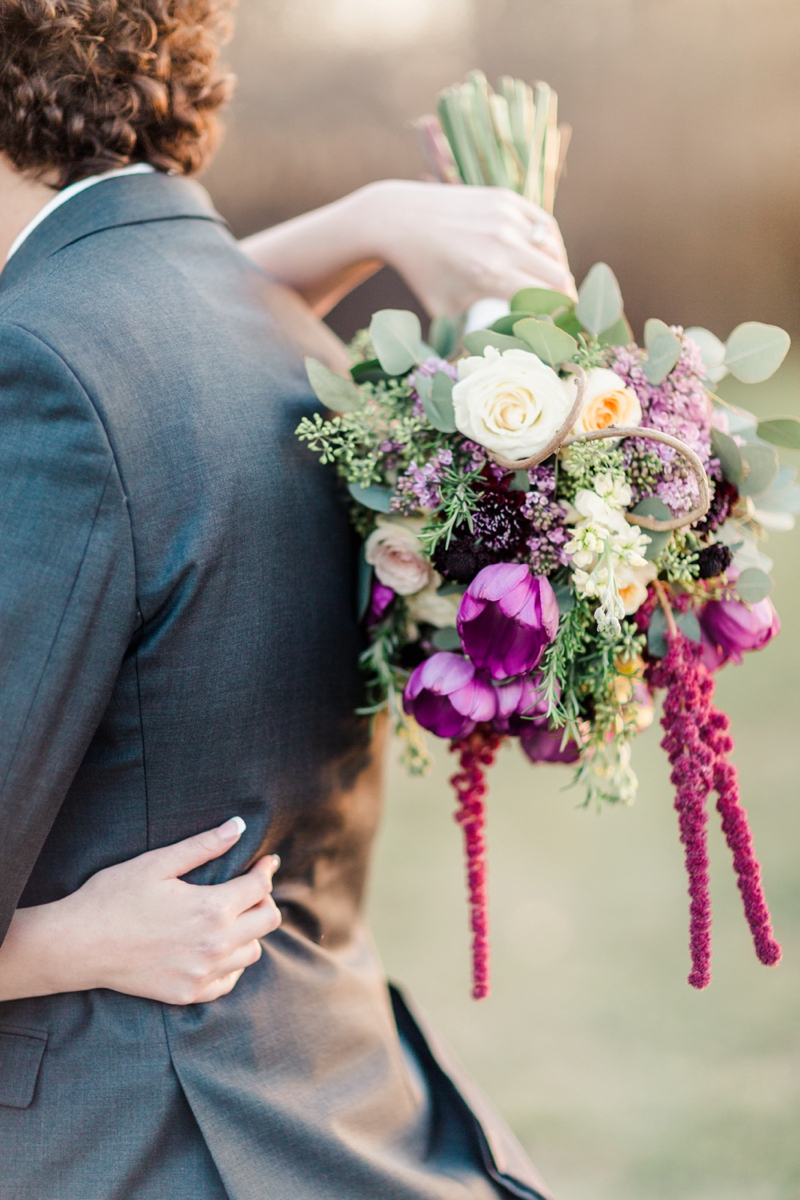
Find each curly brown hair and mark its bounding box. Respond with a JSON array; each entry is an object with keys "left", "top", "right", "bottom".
[{"left": 0, "top": 0, "right": 234, "bottom": 187}]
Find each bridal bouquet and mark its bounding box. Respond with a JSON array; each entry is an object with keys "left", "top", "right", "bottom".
[{"left": 297, "top": 75, "right": 798, "bottom": 999}]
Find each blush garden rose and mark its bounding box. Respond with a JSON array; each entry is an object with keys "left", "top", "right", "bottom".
[
  {"left": 364, "top": 515, "right": 432, "bottom": 595},
  {"left": 452, "top": 347, "right": 572, "bottom": 463}
]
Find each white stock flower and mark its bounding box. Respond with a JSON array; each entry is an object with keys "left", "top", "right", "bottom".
[
  {"left": 565, "top": 486, "right": 652, "bottom": 632},
  {"left": 452, "top": 347, "right": 571, "bottom": 463},
  {"left": 364, "top": 515, "right": 432, "bottom": 595}
]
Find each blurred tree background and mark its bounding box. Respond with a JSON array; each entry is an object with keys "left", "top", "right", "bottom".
[{"left": 202, "top": 3, "right": 800, "bottom": 1197}]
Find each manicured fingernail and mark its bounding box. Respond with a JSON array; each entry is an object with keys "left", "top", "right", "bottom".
[{"left": 219, "top": 816, "right": 246, "bottom": 839}]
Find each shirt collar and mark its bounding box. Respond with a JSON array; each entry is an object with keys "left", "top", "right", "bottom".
[{"left": 6, "top": 163, "right": 156, "bottom": 264}]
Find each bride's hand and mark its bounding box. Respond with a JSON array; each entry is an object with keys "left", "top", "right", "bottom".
[
  {"left": 356, "top": 179, "right": 576, "bottom": 316},
  {"left": 239, "top": 178, "right": 575, "bottom": 320},
  {"left": 0, "top": 817, "right": 281, "bottom": 1005}
]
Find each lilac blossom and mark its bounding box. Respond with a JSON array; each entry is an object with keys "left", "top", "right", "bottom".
[{"left": 610, "top": 333, "right": 713, "bottom": 515}]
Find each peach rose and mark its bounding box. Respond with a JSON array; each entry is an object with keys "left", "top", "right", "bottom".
[{"left": 566, "top": 368, "right": 642, "bottom": 435}]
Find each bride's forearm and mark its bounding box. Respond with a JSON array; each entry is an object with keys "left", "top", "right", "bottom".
[
  {"left": 238, "top": 185, "right": 384, "bottom": 317},
  {"left": 0, "top": 902, "right": 85, "bottom": 1001}
]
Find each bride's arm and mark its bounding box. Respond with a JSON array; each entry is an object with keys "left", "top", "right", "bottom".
[
  {"left": 0, "top": 819, "right": 281, "bottom": 1004},
  {"left": 239, "top": 179, "right": 575, "bottom": 318}
]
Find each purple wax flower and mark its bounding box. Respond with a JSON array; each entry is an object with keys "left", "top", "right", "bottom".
[
  {"left": 367, "top": 581, "right": 395, "bottom": 627},
  {"left": 404, "top": 652, "right": 497, "bottom": 739},
  {"left": 519, "top": 722, "right": 580, "bottom": 764},
  {"left": 699, "top": 598, "right": 780, "bottom": 667},
  {"left": 457, "top": 563, "right": 559, "bottom": 681}
]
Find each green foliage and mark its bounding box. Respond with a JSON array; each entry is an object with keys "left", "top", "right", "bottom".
[
  {"left": 558, "top": 440, "right": 626, "bottom": 503},
  {"left": 724, "top": 321, "right": 790, "bottom": 383},
  {"left": 571, "top": 333, "right": 611, "bottom": 372},
  {"left": 357, "top": 603, "right": 431, "bottom": 775},
  {"left": 656, "top": 527, "right": 700, "bottom": 584},
  {"left": 417, "top": 463, "right": 485, "bottom": 555},
  {"left": 576, "top": 263, "right": 623, "bottom": 336},
  {"left": 296, "top": 378, "right": 432, "bottom": 488}
]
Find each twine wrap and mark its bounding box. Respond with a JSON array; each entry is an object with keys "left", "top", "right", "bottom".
[{"left": 485, "top": 364, "right": 711, "bottom": 532}]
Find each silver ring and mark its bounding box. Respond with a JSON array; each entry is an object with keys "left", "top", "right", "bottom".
[{"left": 530, "top": 222, "right": 548, "bottom": 246}]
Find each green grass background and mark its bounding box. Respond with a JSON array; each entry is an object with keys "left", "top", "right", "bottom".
[{"left": 366, "top": 358, "right": 800, "bottom": 1200}]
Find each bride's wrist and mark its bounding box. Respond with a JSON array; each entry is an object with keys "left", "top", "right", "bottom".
[{"left": 0, "top": 898, "right": 99, "bottom": 1000}]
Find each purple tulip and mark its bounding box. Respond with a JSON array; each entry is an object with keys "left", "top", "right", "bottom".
[
  {"left": 367, "top": 581, "right": 395, "bottom": 627},
  {"left": 404, "top": 652, "right": 497, "bottom": 739},
  {"left": 492, "top": 672, "right": 549, "bottom": 734},
  {"left": 519, "top": 721, "right": 580, "bottom": 764},
  {"left": 457, "top": 563, "right": 559, "bottom": 681},
  {"left": 699, "top": 597, "right": 780, "bottom": 667}
]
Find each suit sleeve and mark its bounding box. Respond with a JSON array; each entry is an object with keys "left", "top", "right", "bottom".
[{"left": 0, "top": 323, "right": 137, "bottom": 943}]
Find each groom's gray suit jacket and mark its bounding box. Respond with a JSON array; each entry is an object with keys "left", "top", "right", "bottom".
[{"left": 0, "top": 173, "right": 551, "bottom": 1200}]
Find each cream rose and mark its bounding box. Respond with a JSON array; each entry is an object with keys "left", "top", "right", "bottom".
[
  {"left": 406, "top": 577, "right": 462, "bottom": 628},
  {"left": 364, "top": 515, "right": 432, "bottom": 595},
  {"left": 567, "top": 367, "right": 642, "bottom": 435},
  {"left": 452, "top": 347, "right": 571, "bottom": 463}
]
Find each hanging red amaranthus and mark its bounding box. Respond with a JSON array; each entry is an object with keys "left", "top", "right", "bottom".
[
  {"left": 649, "top": 588, "right": 781, "bottom": 987},
  {"left": 449, "top": 728, "right": 504, "bottom": 999}
]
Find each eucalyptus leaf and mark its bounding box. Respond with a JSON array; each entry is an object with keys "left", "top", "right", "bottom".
[
  {"left": 752, "top": 483, "right": 800, "bottom": 514},
  {"left": 462, "top": 330, "right": 529, "bottom": 355},
  {"left": 510, "top": 468, "right": 531, "bottom": 493},
  {"left": 576, "top": 263, "right": 623, "bottom": 336},
  {"left": 647, "top": 607, "right": 669, "bottom": 658},
  {"left": 631, "top": 497, "right": 672, "bottom": 560},
  {"left": 369, "top": 309, "right": 430, "bottom": 376},
  {"left": 552, "top": 580, "right": 575, "bottom": 615},
  {"left": 711, "top": 428, "right": 744, "bottom": 484},
  {"left": 489, "top": 311, "right": 536, "bottom": 335},
  {"left": 643, "top": 318, "right": 673, "bottom": 349},
  {"left": 431, "top": 626, "right": 463, "bottom": 651},
  {"left": 643, "top": 330, "right": 682, "bottom": 385},
  {"left": 429, "top": 313, "right": 466, "bottom": 360},
  {"left": 678, "top": 610, "right": 702, "bottom": 644},
  {"left": 648, "top": 606, "right": 701, "bottom": 658},
  {"left": 756, "top": 417, "right": 800, "bottom": 450},
  {"left": 305, "top": 357, "right": 364, "bottom": 413},
  {"left": 735, "top": 567, "right": 774, "bottom": 604},
  {"left": 510, "top": 287, "right": 573, "bottom": 315},
  {"left": 598, "top": 313, "right": 634, "bottom": 347},
  {"left": 350, "top": 358, "right": 394, "bottom": 385},
  {"left": 684, "top": 326, "right": 728, "bottom": 383},
  {"left": 347, "top": 481, "right": 394, "bottom": 512},
  {"left": 421, "top": 371, "right": 457, "bottom": 433},
  {"left": 512, "top": 318, "right": 578, "bottom": 367},
  {"left": 437, "top": 582, "right": 466, "bottom": 597},
  {"left": 724, "top": 322, "right": 791, "bottom": 383},
  {"left": 554, "top": 309, "right": 585, "bottom": 339},
  {"left": 739, "top": 442, "right": 779, "bottom": 497},
  {"left": 356, "top": 548, "right": 373, "bottom": 622}
]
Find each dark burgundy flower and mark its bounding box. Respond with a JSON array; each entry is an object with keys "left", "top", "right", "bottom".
[{"left": 696, "top": 543, "right": 732, "bottom": 580}]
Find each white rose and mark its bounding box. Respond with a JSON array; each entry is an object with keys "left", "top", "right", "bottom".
[
  {"left": 406, "top": 577, "right": 462, "bottom": 628},
  {"left": 452, "top": 347, "right": 571, "bottom": 463},
  {"left": 364, "top": 515, "right": 432, "bottom": 595},
  {"left": 566, "top": 367, "right": 642, "bottom": 435}
]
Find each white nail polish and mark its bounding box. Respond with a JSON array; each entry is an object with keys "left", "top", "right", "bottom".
[{"left": 219, "top": 816, "right": 246, "bottom": 839}]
